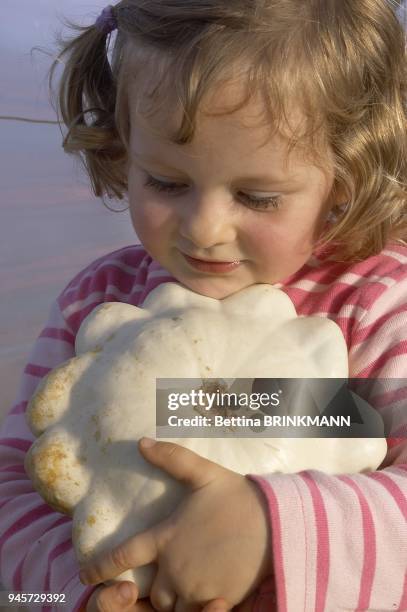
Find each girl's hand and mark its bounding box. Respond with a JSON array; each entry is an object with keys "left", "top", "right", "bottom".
[
  {"left": 81, "top": 581, "right": 151, "bottom": 611},
  {"left": 82, "top": 581, "right": 232, "bottom": 611},
  {"left": 80, "top": 439, "right": 272, "bottom": 610}
]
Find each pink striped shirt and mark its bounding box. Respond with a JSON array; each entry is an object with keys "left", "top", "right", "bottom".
[{"left": 0, "top": 243, "right": 406, "bottom": 611}]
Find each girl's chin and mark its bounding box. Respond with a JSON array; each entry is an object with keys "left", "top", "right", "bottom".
[{"left": 176, "top": 275, "right": 250, "bottom": 300}]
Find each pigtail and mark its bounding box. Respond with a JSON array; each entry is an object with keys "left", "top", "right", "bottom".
[{"left": 48, "top": 11, "right": 127, "bottom": 200}]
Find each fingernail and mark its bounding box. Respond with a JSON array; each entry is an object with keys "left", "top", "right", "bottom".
[
  {"left": 140, "top": 436, "right": 156, "bottom": 448},
  {"left": 118, "top": 582, "right": 133, "bottom": 603}
]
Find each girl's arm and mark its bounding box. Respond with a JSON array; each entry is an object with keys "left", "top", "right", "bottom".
[
  {"left": 0, "top": 297, "right": 97, "bottom": 611},
  {"left": 0, "top": 246, "right": 153, "bottom": 611},
  {"left": 247, "top": 440, "right": 407, "bottom": 611},
  {"left": 246, "top": 279, "right": 407, "bottom": 612}
]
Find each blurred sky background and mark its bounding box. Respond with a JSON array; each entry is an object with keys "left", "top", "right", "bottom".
[
  {"left": 0, "top": 1, "right": 406, "bottom": 425},
  {"left": 0, "top": 1, "right": 137, "bottom": 423}
]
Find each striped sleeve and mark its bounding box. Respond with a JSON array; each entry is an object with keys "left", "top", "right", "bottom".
[
  {"left": 0, "top": 298, "right": 96, "bottom": 611},
  {"left": 247, "top": 278, "right": 407, "bottom": 612},
  {"left": 0, "top": 245, "right": 174, "bottom": 612},
  {"left": 349, "top": 272, "right": 407, "bottom": 443}
]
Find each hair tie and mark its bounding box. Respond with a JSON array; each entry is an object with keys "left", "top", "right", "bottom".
[{"left": 95, "top": 5, "right": 118, "bottom": 35}]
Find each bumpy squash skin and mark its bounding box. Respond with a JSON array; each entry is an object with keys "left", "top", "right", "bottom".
[{"left": 24, "top": 282, "right": 387, "bottom": 596}]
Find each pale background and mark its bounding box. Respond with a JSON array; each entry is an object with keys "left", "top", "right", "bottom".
[{"left": 0, "top": 1, "right": 138, "bottom": 429}]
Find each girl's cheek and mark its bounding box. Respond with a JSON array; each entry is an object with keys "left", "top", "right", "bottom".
[
  {"left": 244, "top": 218, "right": 285, "bottom": 248},
  {"left": 131, "top": 196, "right": 167, "bottom": 225},
  {"left": 247, "top": 217, "right": 314, "bottom": 259}
]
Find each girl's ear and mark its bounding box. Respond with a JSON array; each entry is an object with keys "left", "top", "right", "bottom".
[
  {"left": 331, "top": 178, "right": 349, "bottom": 209},
  {"left": 324, "top": 180, "right": 350, "bottom": 222}
]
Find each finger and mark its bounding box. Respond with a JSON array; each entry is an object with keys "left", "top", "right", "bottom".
[
  {"left": 138, "top": 438, "right": 225, "bottom": 489},
  {"left": 149, "top": 567, "right": 177, "bottom": 611},
  {"left": 80, "top": 530, "right": 158, "bottom": 584},
  {"left": 85, "top": 581, "right": 138, "bottom": 611}
]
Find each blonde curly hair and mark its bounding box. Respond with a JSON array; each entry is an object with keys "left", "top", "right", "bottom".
[{"left": 48, "top": 0, "right": 407, "bottom": 261}]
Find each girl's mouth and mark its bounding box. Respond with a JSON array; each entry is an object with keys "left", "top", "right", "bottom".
[{"left": 181, "top": 252, "right": 242, "bottom": 274}]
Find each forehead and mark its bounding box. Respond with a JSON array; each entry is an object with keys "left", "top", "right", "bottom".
[{"left": 126, "top": 69, "right": 330, "bottom": 176}]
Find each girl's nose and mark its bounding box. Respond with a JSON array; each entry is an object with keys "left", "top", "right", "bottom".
[{"left": 178, "top": 192, "right": 237, "bottom": 249}]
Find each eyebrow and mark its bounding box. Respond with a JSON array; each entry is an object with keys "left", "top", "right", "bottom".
[{"left": 131, "top": 152, "right": 299, "bottom": 185}]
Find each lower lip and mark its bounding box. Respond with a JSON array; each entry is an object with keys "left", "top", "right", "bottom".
[{"left": 182, "top": 253, "right": 242, "bottom": 273}]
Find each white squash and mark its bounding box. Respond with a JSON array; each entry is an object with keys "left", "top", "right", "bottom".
[{"left": 24, "top": 283, "right": 386, "bottom": 596}]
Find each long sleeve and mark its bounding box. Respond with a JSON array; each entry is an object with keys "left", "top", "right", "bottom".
[
  {"left": 0, "top": 244, "right": 176, "bottom": 612},
  {"left": 0, "top": 298, "right": 96, "bottom": 611},
  {"left": 247, "top": 277, "right": 407, "bottom": 611}
]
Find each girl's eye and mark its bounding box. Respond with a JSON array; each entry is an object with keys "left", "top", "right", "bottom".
[
  {"left": 143, "top": 175, "right": 282, "bottom": 211},
  {"left": 237, "top": 192, "right": 281, "bottom": 211},
  {"left": 143, "top": 175, "right": 184, "bottom": 195}
]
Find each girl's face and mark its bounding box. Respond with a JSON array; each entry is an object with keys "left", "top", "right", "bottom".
[{"left": 127, "top": 81, "right": 338, "bottom": 299}]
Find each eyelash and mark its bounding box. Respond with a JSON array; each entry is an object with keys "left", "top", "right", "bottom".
[{"left": 142, "top": 175, "right": 282, "bottom": 211}]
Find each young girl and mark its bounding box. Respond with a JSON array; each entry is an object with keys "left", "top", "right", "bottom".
[{"left": 1, "top": 0, "right": 406, "bottom": 610}]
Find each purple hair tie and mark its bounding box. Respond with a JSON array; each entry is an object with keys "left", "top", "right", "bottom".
[{"left": 95, "top": 5, "right": 118, "bottom": 35}]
